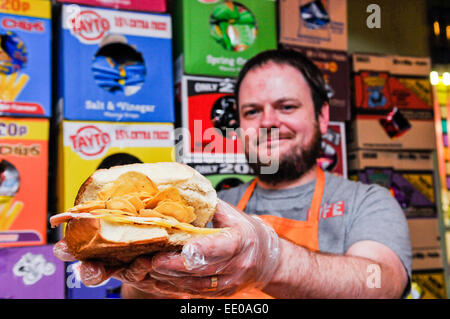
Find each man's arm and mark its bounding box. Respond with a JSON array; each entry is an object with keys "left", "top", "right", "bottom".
[{"left": 263, "top": 238, "right": 408, "bottom": 299}]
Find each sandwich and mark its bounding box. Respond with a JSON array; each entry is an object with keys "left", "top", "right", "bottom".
[{"left": 50, "top": 162, "right": 224, "bottom": 265}]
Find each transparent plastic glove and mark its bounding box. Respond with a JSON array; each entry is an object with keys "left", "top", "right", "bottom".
[
  {"left": 148, "top": 199, "right": 280, "bottom": 297},
  {"left": 53, "top": 238, "right": 190, "bottom": 299}
]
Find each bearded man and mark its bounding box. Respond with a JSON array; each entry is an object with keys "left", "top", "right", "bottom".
[{"left": 55, "top": 49, "right": 412, "bottom": 299}]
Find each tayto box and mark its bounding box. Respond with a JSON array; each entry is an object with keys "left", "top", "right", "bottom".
[
  {"left": 0, "top": 244, "right": 65, "bottom": 299},
  {"left": 279, "top": 0, "right": 347, "bottom": 52},
  {"left": 352, "top": 54, "right": 433, "bottom": 114},
  {"left": 318, "top": 121, "right": 347, "bottom": 177},
  {"left": 410, "top": 271, "right": 447, "bottom": 299},
  {"left": 0, "top": 118, "right": 48, "bottom": 247},
  {"left": 348, "top": 114, "right": 436, "bottom": 151},
  {"left": 348, "top": 150, "right": 434, "bottom": 171},
  {"left": 283, "top": 46, "right": 350, "bottom": 121},
  {"left": 408, "top": 218, "right": 443, "bottom": 271},
  {"left": 57, "top": 0, "right": 166, "bottom": 13},
  {"left": 178, "top": 75, "right": 245, "bottom": 163},
  {"left": 173, "top": 0, "right": 277, "bottom": 78},
  {"left": 57, "top": 121, "right": 175, "bottom": 213},
  {"left": 66, "top": 261, "right": 122, "bottom": 299},
  {"left": 58, "top": 5, "right": 174, "bottom": 122},
  {"left": 186, "top": 161, "right": 254, "bottom": 192},
  {"left": 352, "top": 168, "right": 436, "bottom": 219},
  {"left": 0, "top": 0, "right": 51, "bottom": 117}
]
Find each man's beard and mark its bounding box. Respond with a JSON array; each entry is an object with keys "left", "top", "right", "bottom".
[{"left": 245, "top": 125, "right": 322, "bottom": 186}]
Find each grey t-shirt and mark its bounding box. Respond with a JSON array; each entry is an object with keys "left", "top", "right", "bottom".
[{"left": 218, "top": 171, "right": 412, "bottom": 293}]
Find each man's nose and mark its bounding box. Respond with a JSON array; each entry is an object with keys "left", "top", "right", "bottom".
[{"left": 260, "top": 106, "right": 280, "bottom": 128}]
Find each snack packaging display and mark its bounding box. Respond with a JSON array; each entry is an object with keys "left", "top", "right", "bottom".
[
  {"left": 57, "top": 5, "right": 174, "bottom": 122},
  {"left": 56, "top": 0, "right": 167, "bottom": 12},
  {"left": 0, "top": 118, "right": 49, "bottom": 247},
  {"left": 66, "top": 260, "right": 122, "bottom": 299},
  {"left": 186, "top": 162, "right": 254, "bottom": 192},
  {"left": 283, "top": 46, "right": 351, "bottom": 121},
  {"left": 0, "top": 0, "right": 51, "bottom": 117},
  {"left": 279, "top": 0, "right": 347, "bottom": 51},
  {"left": 318, "top": 121, "right": 347, "bottom": 177},
  {"left": 173, "top": 0, "right": 276, "bottom": 77},
  {"left": 57, "top": 121, "right": 175, "bottom": 214},
  {"left": 410, "top": 271, "right": 447, "bottom": 299},
  {"left": 51, "top": 162, "right": 226, "bottom": 265},
  {"left": 176, "top": 75, "right": 244, "bottom": 163},
  {"left": 348, "top": 114, "right": 436, "bottom": 151},
  {"left": 351, "top": 168, "right": 436, "bottom": 219},
  {"left": 0, "top": 245, "right": 65, "bottom": 299}
]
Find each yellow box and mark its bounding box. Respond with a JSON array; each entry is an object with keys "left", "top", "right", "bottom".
[
  {"left": 57, "top": 121, "right": 175, "bottom": 213},
  {"left": 0, "top": 0, "right": 51, "bottom": 19}
]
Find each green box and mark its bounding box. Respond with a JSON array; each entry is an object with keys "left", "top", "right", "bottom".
[{"left": 174, "top": 0, "right": 277, "bottom": 78}]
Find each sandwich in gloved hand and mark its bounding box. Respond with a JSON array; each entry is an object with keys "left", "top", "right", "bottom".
[{"left": 50, "top": 162, "right": 226, "bottom": 266}]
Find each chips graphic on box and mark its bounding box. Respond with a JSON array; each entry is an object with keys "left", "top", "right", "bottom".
[
  {"left": 91, "top": 35, "right": 146, "bottom": 96},
  {"left": 210, "top": 1, "right": 257, "bottom": 52}
]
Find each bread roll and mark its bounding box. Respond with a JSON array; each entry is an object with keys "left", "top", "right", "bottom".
[{"left": 52, "top": 162, "right": 220, "bottom": 265}]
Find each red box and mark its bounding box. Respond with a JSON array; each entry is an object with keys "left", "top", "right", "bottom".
[{"left": 56, "top": 0, "right": 166, "bottom": 12}]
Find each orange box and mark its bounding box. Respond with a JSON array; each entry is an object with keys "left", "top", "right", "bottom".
[{"left": 0, "top": 117, "right": 48, "bottom": 247}]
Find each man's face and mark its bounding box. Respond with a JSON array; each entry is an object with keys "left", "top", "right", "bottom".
[{"left": 238, "top": 62, "right": 329, "bottom": 182}]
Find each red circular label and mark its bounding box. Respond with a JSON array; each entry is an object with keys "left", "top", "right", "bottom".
[
  {"left": 70, "top": 125, "right": 111, "bottom": 157},
  {"left": 71, "top": 10, "right": 110, "bottom": 41}
]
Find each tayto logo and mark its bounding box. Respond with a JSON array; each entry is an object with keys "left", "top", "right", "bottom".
[
  {"left": 71, "top": 10, "right": 110, "bottom": 42},
  {"left": 69, "top": 126, "right": 111, "bottom": 157}
]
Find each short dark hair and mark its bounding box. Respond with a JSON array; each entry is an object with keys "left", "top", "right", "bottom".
[{"left": 235, "top": 48, "right": 329, "bottom": 117}]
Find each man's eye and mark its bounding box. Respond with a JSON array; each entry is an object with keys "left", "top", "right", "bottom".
[
  {"left": 244, "top": 109, "right": 259, "bottom": 117},
  {"left": 281, "top": 105, "right": 297, "bottom": 111}
]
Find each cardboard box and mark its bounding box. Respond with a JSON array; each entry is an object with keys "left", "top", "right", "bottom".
[
  {"left": 352, "top": 54, "right": 432, "bottom": 114},
  {"left": 319, "top": 121, "right": 347, "bottom": 177},
  {"left": 349, "top": 115, "right": 436, "bottom": 151},
  {"left": 57, "top": 121, "right": 175, "bottom": 213},
  {"left": 0, "top": 0, "right": 51, "bottom": 117},
  {"left": 410, "top": 270, "right": 447, "bottom": 299},
  {"left": 177, "top": 75, "right": 245, "bottom": 163},
  {"left": 352, "top": 53, "right": 392, "bottom": 73},
  {"left": 0, "top": 245, "right": 65, "bottom": 299},
  {"left": 186, "top": 162, "right": 254, "bottom": 192},
  {"left": 66, "top": 261, "right": 122, "bottom": 299},
  {"left": 352, "top": 168, "right": 436, "bottom": 219},
  {"left": 173, "top": 0, "right": 277, "bottom": 78},
  {"left": 349, "top": 150, "right": 434, "bottom": 171},
  {"left": 58, "top": 5, "right": 174, "bottom": 122},
  {"left": 408, "top": 218, "right": 443, "bottom": 271},
  {"left": 283, "top": 46, "right": 350, "bottom": 121},
  {"left": 57, "top": 0, "right": 166, "bottom": 12},
  {"left": 352, "top": 53, "right": 431, "bottom": 76},
  {"left": 0, "top": 118, "right": 48, "bottom": 247},
  {"left": 279, "top": 0, "right": 347, "bottom": 51}
]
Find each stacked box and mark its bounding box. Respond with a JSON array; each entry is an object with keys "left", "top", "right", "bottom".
[
  {"left": 173, "top": 0, "right": 277, "bottom": 78},
  {"left": 0, "top": 118, "right": 48, "bottom": 247},
  {"left": 349, "top": 53, "right": 443, "bottom": 274},
  {"left": 279, "top": 1, "right": 350, "bottom": 122},
  {"left": 279, "top": 0, "right": 348, "bottom": 52},
  {"left": 57, "top": 4, "right": 174, "bottom": 122},
  {"left": 0, "top": 245, "right": 65, "bottom": 299},
  {"left": 0, "top": 0, "right": 52, "bottom": 117},
  {"left": 57, "top": 121, "right": 175, "bottom": 213},
  {"left": 57, "top": 0, "right": 167, "bottom": 12}
]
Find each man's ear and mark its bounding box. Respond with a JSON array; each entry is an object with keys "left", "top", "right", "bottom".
[{"left": 318, "top": 103, "right": 329, "bottom": 135}]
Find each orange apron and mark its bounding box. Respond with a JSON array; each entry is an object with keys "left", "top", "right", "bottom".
[{"left": 228, "top": 167, "right": 325, "bottom": 299}]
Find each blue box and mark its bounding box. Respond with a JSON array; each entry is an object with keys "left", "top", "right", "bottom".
[
  {"left": 66, "top": 261, "right": 122, "bottom": 299},
  {"left": 0, "top": 1, "right": 51, "bottom": 117},
  {"left": 58, "top": 5, "right": 174, "bottom": 122}
]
